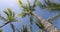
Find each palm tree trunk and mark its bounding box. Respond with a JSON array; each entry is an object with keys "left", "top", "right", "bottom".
[{"left": 32, "top": 13, "right": 60, "bottom": 32}]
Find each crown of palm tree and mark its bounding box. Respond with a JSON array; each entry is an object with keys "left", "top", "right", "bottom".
[
  {"left": 17, "top": 0, "right": 41, "bottom": 25},
  {"left": 0, "top": 8, "right": 20, "bottom": 32},
  {"left": 18, "top": 0, "right": 38, "bottom": 16},
  {"left": 4, "top": 8, "right": 16, "bottom": 21},
  {"left": 17, "top": 0, "right": 40, "bottom": 32},
  {"left": 0, "top": 8, "right": 16, "bottom": 22},
  {"left": 17, "top": 0, "right": 45, "bottom": 31}
]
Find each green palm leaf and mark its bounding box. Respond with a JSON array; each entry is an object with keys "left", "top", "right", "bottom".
[
  {"left": 0, "top": 21, "right": 9, "bottom": 28},
  {"left": 17, "top": 0, "right": 22, "bottom": 5},
  {"left": 10, "top": 23, "right": 15, "bottom": 32},
  {"left": 33, "top": 0, "right": 37, "bottom": 8},
  {"left": 0, "top": 14, "right": 8, "bottom": 21},
  {"left": 7, "top": 8, "right": 13, "bottom": 16},
  {"left": 0, "top": 28, "right": 2, "bottom": 32},
  {"left": 47, "top": 13, "right": 60, "bottom": 23},
  {"left": 18, "top": 12, "right": 29, "bottom": 18},
  {"left": 41, "top": 0, "right": 60, "bottom": 10},
  {"left": 21, "top": 25, "right": 28, "bottom": 32},
  {"left": 4, "top": 10, "right": 9, "bottom": 16},
  {"left": 13, "top": 12, "right": 15, "bottom": 17},
  {"left": 27, "top": 0, "right": 30, "bottom": 7},
  {"left": 35, "top": 19, "right": 44, "bottom": 29},
  {"left": 0, "top": 8, "right": 18, "bottom": 28},
  {"left": 4, "top": 8, "right": 16, "bottom": 21}
]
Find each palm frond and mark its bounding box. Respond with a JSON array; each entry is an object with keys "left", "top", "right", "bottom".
[
  {"left": 3, "top": 8, "right": 18, "bottom": 22},
  {"left": 30, "top": 15, "right": 34, "bottom": 24},
  {"left": 18, "top": 12, "right": 29, "bottom": 18},
  {"left": 18, "top": 0, "right": 28, "bottom": 9},
  {"left": 44, "top": 0, "right": 50, "bottom": 4},
  {"left": 15, "top": 28, "right": 20, "bottom": 32},
  {"left": 35, "top": 19, "right": 44, "bottom": 29},
  {"left": 17, "top": 0, "right": 22, "bottom": 5},
  {"left": 0, "top": 14, "right": 8, "bottom": 21},
  {"left": 0, "top": 21, "right": 9, "bottom": 28},
  {"left": 33, "top": 0, "right": 37, "bottom": 8},
  {"left": 27, "top": 0, "right": 30, "bottom": 7},
  {"left": 4, "top": 10, "right": 9, "bottom": 16},
  {"left": 43, "top": 0, "right": 60, "bottom": 10},
  {"left": 30, "top": 0, "right": 38, "bottom": 11},
  {"left": 21, "top": 25, "right": 28, "bottom": 32},
  {"left": 30, "top": 24, "right": 32, "bottom": 32},
  {"left": 0, "top": 28, "right": 2, "bottom": 32},
  {"left": 47, "top": 13, "right": 60, "bottom": 22},
  {"left": 32, "top": 0, "right": 46, "bottom": 9},
  {"left": 10, "top": 23, "right": 15, "bottom": 32},
  {"left": 13, "top": 12, "right": 15, "bottom": 17},
  {"left": 7, "top": 8, "right": 13, "bottom": 16}
]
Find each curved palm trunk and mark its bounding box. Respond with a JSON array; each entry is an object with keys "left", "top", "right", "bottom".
[{"left": 33, "top": 13, "right": 60, "bottom": 32}]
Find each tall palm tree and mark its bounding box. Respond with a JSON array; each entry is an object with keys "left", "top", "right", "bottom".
[
  {"left": 0, "top": 8, "right": 19, "bottom": 32},
  {"left": 17, "top": 0, "right": 60, "bottom": 32},
  {"left": 17, "top": 0, "right": 38, "bottom": 32}
]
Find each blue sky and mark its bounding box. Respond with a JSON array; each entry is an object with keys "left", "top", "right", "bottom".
[{"left": 0, "top": 0, "right": 60, "bottom": 32}]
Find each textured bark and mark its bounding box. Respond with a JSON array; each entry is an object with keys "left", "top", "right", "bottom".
[{"left": 33, "top": 13, "right": 60, "bottom": 32}]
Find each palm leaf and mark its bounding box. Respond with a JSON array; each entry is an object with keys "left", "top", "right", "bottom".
[
  {"left": 7, "top": 8, "right": 13, "bottom": 16},
  {"left": 43, "top": 0, "right": 60, "bottom": 10},
  {"left": 18, "top": 0, "right": 27, "bottom": 9},
  {"left": 0, "top": 21, "right": 9, "bottom": 28},
  {"left": 15, "top": 28, "right": 20, "bottom": 32},
  {"left": 22, "top": 25, "right": 28, "bottom": 32},
  {"left": 35, "top": 19, "right": 44, "bottom": 29},
  {"left": 30, "top": 24, "right": 32, "bottom": 32},
  {"left": 13, "top": 12, "right": 15, "bottom": 17},
  {"left": 4, "top": 10, "right": 9, "bottom": 16},
  {"left": 0, "top": 16, "right": 8, "bottom": 21},
  {"left": 33, "top": 0, "right": 37, "bottom": 8},
  {"left": 18, "top": 12, "right": 29, "bottom": 18},
  {"left": 17, "top": 0, "right": 22, "bottom": 5},
  {"left": 0, "top": 14, "right": 8, "bottom": 21},
  {"left": 0, "top": 28, "right": 2, "bottom": 32},
  {"left": 27, "top": 0, "right": 30, "bottom": 7},
  {"left": 47, "top": 13, "right": 60, "bottom": 22},
  {"left": 44, "top": 0, "right": 50, "bottom": 4},
  {"left": 10, "top": 23, "right": 15, "bottom": 32},
  {"left": 30, "top": 15, "right": 34, "bottom": 24}
]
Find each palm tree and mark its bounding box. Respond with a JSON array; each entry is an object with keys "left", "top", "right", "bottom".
[
  {"left": 0, "top": 8, "right": 19, "bottom": 32},
  {"left": 17, "top": 0, "right": 38, "bottom": 32},
  {"left": 17, "top": 0, "right": 60, "bottom": 32}
]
